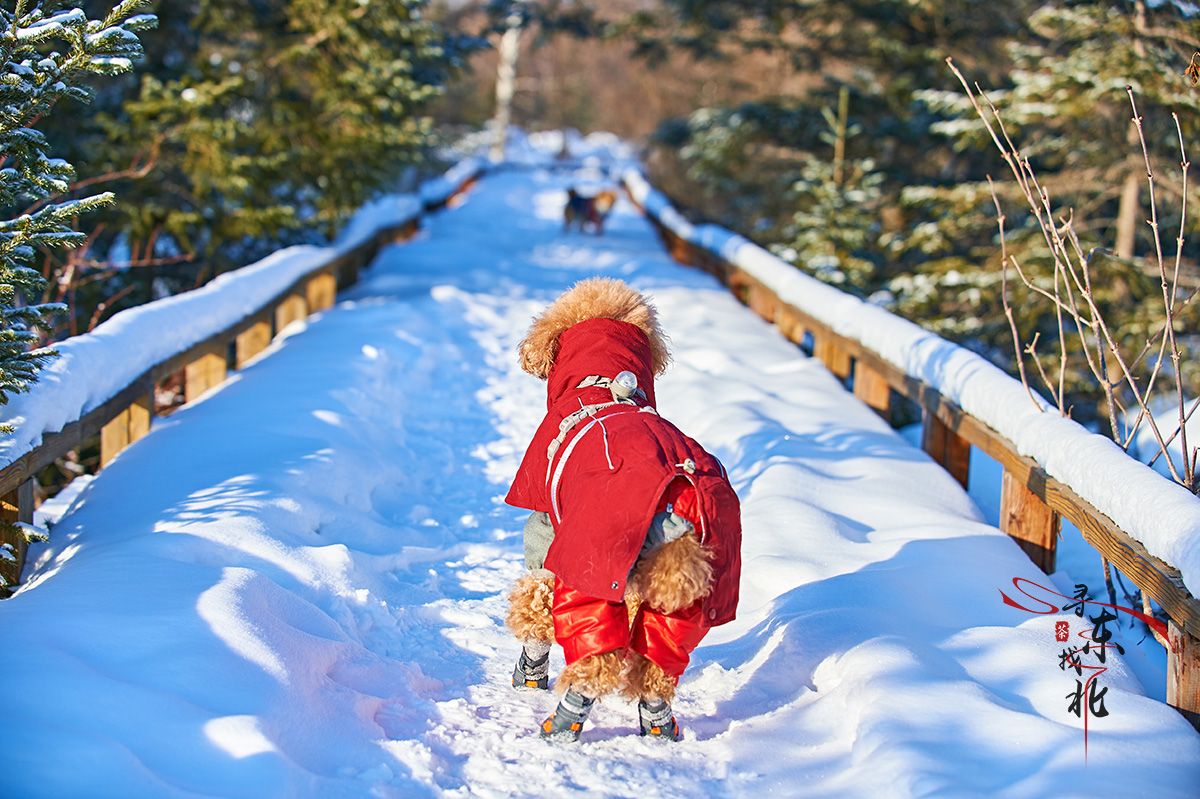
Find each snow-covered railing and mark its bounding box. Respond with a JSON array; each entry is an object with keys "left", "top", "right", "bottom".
[
  {"left": 621, "top": 168, "right": 1200, "bottom": 727},
  {"left": 0, "top": 158, "right": 485, "bottom": 590}
]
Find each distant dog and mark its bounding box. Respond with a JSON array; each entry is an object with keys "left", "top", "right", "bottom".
[
  {"left": 505, "top": 277, "right": 742, "bottom": 742},
  {"left": 563, "top": 188, "right": 618, "bottom": 234}
]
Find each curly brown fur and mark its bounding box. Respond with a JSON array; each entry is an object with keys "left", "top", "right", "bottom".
[
  {"left": 518, "top": 277, "right": 671, "bottom": 380},
  {"left": 622, "top": 651, "right": 677, "bottom": 703},
  {"left": 505, "top": 573, "right": 555, "bottom": 643},
  {"left": 624, "top": 584, "right": 642, "bottom": 626},
  {"left": 558, "top": 650, "right": 626, "bottom": 698},
  {"left": 628, "top": 534, "right": 713, "bottom": 616}
]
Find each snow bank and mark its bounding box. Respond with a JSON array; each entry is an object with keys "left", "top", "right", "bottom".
[
  {"left": 623, "top": 167, "right": 1200, "bottom": 597},
  {"left": 0, "top": 159, "right": 481, "bottom": 468},
  {"left": 4, "top": 166, "right": 1196, "bottom": 797}
]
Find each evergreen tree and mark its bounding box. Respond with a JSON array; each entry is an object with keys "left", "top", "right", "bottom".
[
  {"left": 770, "top": 90, "right": 892, "bottom": 299},
  {"left": 899, "top": 1, "right": 1200, "bottom": 418},
  {"left": 40, "top": 0, "right": 469, "bottom": 317},
  {"left": 0, "top": 0, "right": 154, "bottom": 425},
  {"left": 636, "top": 0, "right": 1200, "bottom": 423}
]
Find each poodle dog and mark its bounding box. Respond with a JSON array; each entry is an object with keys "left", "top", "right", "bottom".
[{"left": 504, "top": 277, "right": 742, "bottom": 742}]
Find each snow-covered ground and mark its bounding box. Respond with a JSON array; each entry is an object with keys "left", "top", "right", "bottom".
[{"left": 5, "top": 159, "right": 1199, "bottom": 798}]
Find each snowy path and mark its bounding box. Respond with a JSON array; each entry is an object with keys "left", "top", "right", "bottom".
[{"left": 4, "top": 165, "right": 1200, "bottom": 798}]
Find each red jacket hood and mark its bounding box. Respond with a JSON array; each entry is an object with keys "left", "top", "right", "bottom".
[{"left": 546, "top": 318, "right": 657, "bottom": 410}]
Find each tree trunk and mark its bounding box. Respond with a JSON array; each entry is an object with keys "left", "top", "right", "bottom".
[{"left": 489, "top": 13, "right": 523, "bottom": 163}]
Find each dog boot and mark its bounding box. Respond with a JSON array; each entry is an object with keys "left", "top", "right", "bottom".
[
  {"left": 638, "top": 698, "right": 682, "bottom": 741},
  {"left": 540, "top": 689, "right": 595, "bottom": 742},
  {"left": 512, "top": 642, "right": 550, "bottom": 691}
]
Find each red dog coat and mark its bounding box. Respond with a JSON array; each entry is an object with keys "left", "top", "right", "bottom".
[{"left": 506, "top": 317, "right": 742, "bottom": 667}]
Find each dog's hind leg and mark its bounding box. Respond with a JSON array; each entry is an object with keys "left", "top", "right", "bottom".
[
  {"left": 623, "top": 651, "right": 685, "bottom": 741},
  {"left": 541, "top": 650, "right": 625, "bottom": 742}
]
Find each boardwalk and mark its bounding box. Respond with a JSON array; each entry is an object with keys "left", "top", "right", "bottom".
[{"left": 3, "top": 162, "right": 1199, "bottom": 798}]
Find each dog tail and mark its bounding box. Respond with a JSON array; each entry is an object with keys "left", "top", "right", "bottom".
[{"left": 628, "top": 533, "right": 713, "bottom": 616}]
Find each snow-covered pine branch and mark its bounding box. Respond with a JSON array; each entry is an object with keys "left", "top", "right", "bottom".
[{"left": 0, "top": 0, "right": 156, "bottom": 424}]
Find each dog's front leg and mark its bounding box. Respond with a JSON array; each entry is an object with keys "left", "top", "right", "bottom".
[{"left": 507, "top": 572, "right": 555, "bottom": 690}]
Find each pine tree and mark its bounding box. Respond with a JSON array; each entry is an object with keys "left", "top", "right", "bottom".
[
  {"left": 45, "top": 0, "right": 469, "bottom": 296},
  {"left": 770, "top": 90, "right": 892, "bottom": 298},
  {"left": 0, "top": 0, "right": 154, "bottom": 426},
  {"left": 636, "top": 0, "right": 1200, "bottom": 423},
  {"left": 901, "top": 1, "right": 1200, "bottom": 420}
]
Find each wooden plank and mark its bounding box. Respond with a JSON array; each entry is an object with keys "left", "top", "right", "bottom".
[
  {"left": 1168, "top": 621, "right": 1200, "bottom": 730},
  {"left": 853, "top": 360, "right": 892, "bottom": 422},
  {"left": 306, "top": 271, "right": 337, "bottom": 312},
  {"left": 236, "top": 320, "right": 272, "bottom": 368},
  {"left": 275, "top": 293, "right": 308, "bottom": 332},
  {"left": 0, "top": 481, "right": 32, "bottom": 592},
  {"left": 0, "top": 370, "right": 155, "bottom": 497},
  {"left": 99, "top": 407, "right": 130, "bottom": 468},
  {"left": 1000, "top": 467, "right": 1061, "bottom": 573}
]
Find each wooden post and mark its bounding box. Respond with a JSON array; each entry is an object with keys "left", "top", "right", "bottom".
[
  {"left": 922, "top": 411, "right": 971, "bottom": 488},
  {"left": 665, "top": 229, "right": 693, "bottom": 267},
  {"left": 306, "top": 271, "right": 337, "bottom": 312},
  {"left": 746, "top": 283, "right": 777, "bottom": 323},
  {"left": 275, "top": 293, "right": 308, "bottom": 332},
  {"left": 235, "top": 320, "right": 272, "bottom": 368},
  {"left": 853, "top": 361, "right": 892, "bottom": 422},
  {"left": 392, "top": 218, "right": 419, "bottom": 244},
  {"left": 1000, "top": 468, "right": 1061, "bottom": 573},
  {"left": 1168, "top": 621, "right": 1200, "bottom": 730},
  {"left": 815, "top": 337, "right": 852, "bottom": 379},
  {"left": 100, "top": 407, "right": 130, "bottom": 468},
  {"left": 774, "top": 306, "right": 805, "bottom": 345},
  {"left": 129, "top": 393, "right": 151, "bottom": 443},
  {"left": 185, "top": 346, "right": 227, "bottom": 404},
  {"left": 0, "top": 480, "right": 34, "bottom": 592},
  {"left": 99, "top": 392, "right": 153, "bottom": 468}
]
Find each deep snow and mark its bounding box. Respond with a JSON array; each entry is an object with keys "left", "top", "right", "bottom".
[{"left": 4, "top": 147, "right": 1199, "bottom": 798}]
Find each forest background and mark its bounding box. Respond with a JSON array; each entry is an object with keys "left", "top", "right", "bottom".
[{"left": 9, "top": 0, "right": 1200, "bottom": 493}]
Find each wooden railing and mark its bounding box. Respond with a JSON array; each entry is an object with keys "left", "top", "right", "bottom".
[
  {"left": 624, "top": 178, "right": 1200, "bottom": 729},
  {"left": 0, "top": 165, "right": 482, "bottom": 591}
]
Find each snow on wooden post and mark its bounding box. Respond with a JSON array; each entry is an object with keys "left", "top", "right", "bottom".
[
  {"left": 0, "top": 480, "right": 33, "bottom": 593},
  {"left": 922, "top": 411, "right": 970, "bottom": 489},
  {"left": 306, "top": 271, "right": 337, "bottom": 313},
  {"left": 185, "top": 345, "right": 228, "bottom": 404},
  {"left": 1168, "top": 621, "right": 1200, "bottom": 730},
  {"left": 275, "top": 293, "right": 308, "bottom": 332},
  {"left": 236, "top": 319, "right": 272, "bottom": 369},
  {"left": 853, "top": 361, "right": 891, "bottom": 422},
  {"left": 999, "top": 467, "right": 1061, "bottom": 574},
  {"left": 100, "top": 394, "right": 152, "bottom": 468}
]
